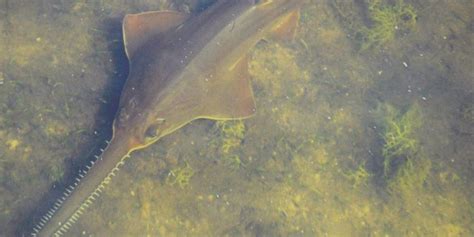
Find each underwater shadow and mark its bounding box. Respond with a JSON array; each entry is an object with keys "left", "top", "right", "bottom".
[{"left": 17, "top": 16, "right": 129, "bottom": 236}]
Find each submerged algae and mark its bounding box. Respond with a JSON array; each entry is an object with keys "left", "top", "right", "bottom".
[
  {"left": 2, "top": 0, "right": 473, "bottom": 236},
  {"left": 344, "top": 163, "right": 371, "bottom": 188},
  {"left": 165, "top": 162, "right": 195, "bottom": 189},
  {"left": 360, "top": 0, "right": 417, "bottom": 50},
  {"left": 6, "top": 138, "right": 21, "bottom": 151},
  {"left": 215, "top": 120, "right": 246, "bottom": 154},
  {"left": 211, "top": 120, "right": 247, "bottom": 169},
  {"left": 377, "top": 103, "right": 422, "bottom": 177},
  {"left": 387, "top": 154, "right": 431, "bottom": 196}
]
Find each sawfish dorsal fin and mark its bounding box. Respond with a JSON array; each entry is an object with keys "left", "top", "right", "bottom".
[
  {"left": 123, "top": 10, "right": 189, "bottom": 59},
  {"left": 199, "top": 55, "right": 256, "bottom": 120}
]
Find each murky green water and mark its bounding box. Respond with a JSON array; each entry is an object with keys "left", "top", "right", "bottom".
[{"left": 1, "top": 0, "right": 472, "bottom": 236}]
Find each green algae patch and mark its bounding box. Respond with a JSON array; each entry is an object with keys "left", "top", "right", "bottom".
[
  {"left": 5, "top": 138, "right": 21, "bottom": 151},
  {"left": 1, "top": 1, "right": 473, "bottom": 236},
  {"left": 165, "top": 162, "right": 195, "bottom": 189},
  {"left": 209, "top": 120, "right": 247, "bottom": 169},
  {"left": 360, "top": 0, "right": 417, "bottom": 50},
  {"left": 376, "top": 103, "right": 422, "bottom": 177},
  {"left": 387, "top": 153, "right": 431, "bottom": 198},
  {"left": 330, "top": 0, "right": 417, "bottom": 51},
  {"left": 249, "top": 144, "right": 379, "bottom": 236},
  {"left": 344, "top": 163, "right": 371, "bottom": 188},
  {"left": 215, "top": 120, "right": 246, "bottom": 154},
  {"left": 47, "top": 163, "right": 65, "bottom": 183},
  {"left": 249, "top": 43, "right": 310, "bottom": 100},
  {"left": 371, "top": 102, "right": 472, "bottom": 235}
]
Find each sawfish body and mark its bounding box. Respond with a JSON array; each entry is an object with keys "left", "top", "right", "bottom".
[{"left": 30, "top": 0, "right": 303, "bottom": 236}]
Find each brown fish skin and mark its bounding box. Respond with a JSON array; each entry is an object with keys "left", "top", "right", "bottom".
[
  {"left": 31, "top": 0, "right": 304, "bottom": 236},
  {"left": 115, "top": 0, "right": 305, "bottom": 147}
]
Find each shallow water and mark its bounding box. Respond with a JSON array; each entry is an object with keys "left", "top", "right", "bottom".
[{"left": 0, "top": 0, "right": 472, "bottom": 236}]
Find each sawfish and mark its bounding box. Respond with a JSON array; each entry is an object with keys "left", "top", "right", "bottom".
[{"left": 29, "top": 0, "right": 303, "bottom": 236}]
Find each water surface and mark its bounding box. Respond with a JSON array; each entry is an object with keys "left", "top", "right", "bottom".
[{"left": 0, "top": 0, "right": 472, "bottom": 236}]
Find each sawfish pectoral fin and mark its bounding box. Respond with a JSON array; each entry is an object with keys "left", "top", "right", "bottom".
[
  {"left": 200, "top": 56, "right": 256, "bottom": 120},
  {"left": 123, "top": 10, "right": 189, "bottom": 59},
  {"left": 268, "top": 9, "right": 300, "bottom": 41}
]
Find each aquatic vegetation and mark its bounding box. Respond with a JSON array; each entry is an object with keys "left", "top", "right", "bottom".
[
  {"left": 6, "top": 17, "right": 92, "bottom": 69},
  {"left": 221, "top": 154, "right": 245, "bottom": 170},
  {"left": 438, "top": 170, "right": 461, "bottom": 184},
  {"left": 6, "top": 139, "right": 21, "bottom": 151},
  {"left": 379, "top": 103, "right": 422, "bottom": 177},
  {"left": 48, "top": 164, "right": 65, "bottom": 182},
  {"left": 165, "top": 162, "right": 195, "bottom": 189},
  {"left": 387, "top": 154, "right": 431, "bottom": 197},
  {"left": 360, "top": 0, "right": 417, "bottom": 50},
  {"left": 45, "top": 121, "right": 69, "bottom": 137},
  {"left": 1, "top": 1, "right": 472, "bottom": 236},
  {"left": 216, "top": 120, "right": 245, "bottom": 141},
  {"left": 221, "top": 137, "right": 241, "bottom": 154},
  {"left": 249, "top": 43, "right": 309, "bottom": 99},
  {"left": 381, "top": 161, "right": 470, "bottom": 236},
  {"left": 344, "top": 163, "right": 371, "bottom": 188},
  {"left": 212, "top": 120, "right": 247, "bottom": 168}
]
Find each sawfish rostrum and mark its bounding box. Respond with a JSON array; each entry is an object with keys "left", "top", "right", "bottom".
[{"left": 30, "top": 0, "right": 303, "bottom": 236}]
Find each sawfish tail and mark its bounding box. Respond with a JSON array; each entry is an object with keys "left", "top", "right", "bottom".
[{"left": 30, "top": 134, "right": 133, "bottom": 237}]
